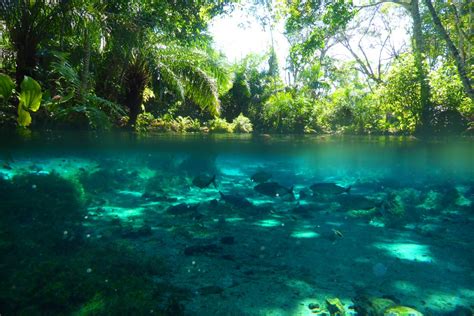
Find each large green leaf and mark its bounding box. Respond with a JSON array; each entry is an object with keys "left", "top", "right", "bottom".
[
  {"left": 19, "top": 76, "right": 42, "bottom": 112},
  {"left": 18, "top": 105, "right": 32, "bottom": 127},
  {"left": 0, "top": 73, "right": 15, "bottom": 100}
]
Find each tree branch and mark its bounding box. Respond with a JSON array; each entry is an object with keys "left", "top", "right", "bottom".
[
  {"left": 423, "top": 0, "right": 474, "bottom": 101},
  {"left": 355, "top": 0, "right": 411, "bottom": 11}
]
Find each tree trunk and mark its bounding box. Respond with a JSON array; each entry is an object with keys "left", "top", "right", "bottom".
[
  {"left": 410, "top": 0, "right": 432, "bottom": 134},
  {"left": 79, "top": 28, "right": 91, "bottom": 99},
  {"left": 15, "top": 41, "right": 37, "bottom": 88},
  {"left": 125, "top": 89, "right": 142, "bottom": 127},
  {"left": 424, "top": 0, "right": 474, "bottom": 102}
]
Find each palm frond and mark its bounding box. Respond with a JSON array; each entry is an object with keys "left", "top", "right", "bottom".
[
  {"left": 51, "top": 60, "right": 81, "bottom": 92},
  {"left": 188, "top": 48, "right": 232, "bottom": 93},
  {"left": 152, "top": 43, "right": 224, "bottom": 115},
  {"left": 180, "top": 65, "right": 219, "bottom": 115},
  {"left": 86, "top": 94, "right": 126, "bottom": 117},
  {"left": 155, "top": 62, "right": 185, "bottom": 100}
]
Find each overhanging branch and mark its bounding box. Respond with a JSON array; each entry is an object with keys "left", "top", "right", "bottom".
[{"left": 355, "top": 0, "right": 411, "bottom": 11}]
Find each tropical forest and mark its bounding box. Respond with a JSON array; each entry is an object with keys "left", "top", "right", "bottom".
[{"left": 0, "top": 0, "right": 472, "bottom": 135}]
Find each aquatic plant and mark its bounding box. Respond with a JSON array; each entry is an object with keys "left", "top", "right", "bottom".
[
  {"left": 79, "top": 168, "right": 141, "bottom": 194},
  {"left": 0, "top": 240, "right": 173, "bottom": 315},
  {"left": 0, "top": 175, "right": 174, "bottom": 314},
  {"left": 145, "top": 171, "right": 188, "bottom": 194},
  {"left": 0, "top": 172, "right": 85, "bottom": 240},
  {"left": 380, "top": 192, "right": 406, "bottom": 227}
]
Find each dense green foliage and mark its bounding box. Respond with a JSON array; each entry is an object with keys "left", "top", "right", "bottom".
[
  {"left": 0, "top": 0, "right": 472, "bottom": 135},
  {"left": 0, "top": 172, "right": 186, "bottom": 315}
]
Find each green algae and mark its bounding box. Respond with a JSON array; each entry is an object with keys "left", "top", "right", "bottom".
[{"left": 0, "top": 172, "right": 186, "bottom": 315}]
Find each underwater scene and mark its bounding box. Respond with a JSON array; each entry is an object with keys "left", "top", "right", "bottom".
[{"left": 0, "top": 134, "right": 473, "bottom": 316}]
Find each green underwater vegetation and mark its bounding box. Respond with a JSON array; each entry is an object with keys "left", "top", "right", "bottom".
[{"left": 0, "top": 171, "right": 189, "bottom": 315}]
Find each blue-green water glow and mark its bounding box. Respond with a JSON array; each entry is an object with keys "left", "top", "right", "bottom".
[{"left": 0, "top": 133, "right": 472, "bottom": 315}]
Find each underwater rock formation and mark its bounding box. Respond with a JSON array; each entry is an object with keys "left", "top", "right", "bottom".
[
  {"left": 353, "top": 296, "right": 424, "bottom": 316},
  {"left": 380, "top": 192, "right": 406, "bottom": 226},
  {"left": 326, "top": 297, "right": 345, "bottom": 316}
]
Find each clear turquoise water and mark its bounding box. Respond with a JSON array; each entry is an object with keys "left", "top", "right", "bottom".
[{"left": 1, "top": 133, "right": 473, "bottom": 315}]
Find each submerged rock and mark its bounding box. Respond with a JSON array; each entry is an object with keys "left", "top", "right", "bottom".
[
  {"left": 184, "top": 244, "right": 222, "bottom": 256},
  {"left": 167, "top": 203, "right": 199, "bottom": 215},
  {"left": 353, "top": 296, "right": 396, "bottom": 315},
  {"left": 443, "top": 305, "right": 473, "bottom": 316},
  {"left": 347, "top": 208, "right": 378, "bottom": 218},
  {"left": 120, "top": 225, "right": 152, "bottom": 238},
  {"left": 311, "top": 183, "right": 351, "bottom": 195},
  {"left": 142, "top": 192, "right": 177, "bottom": 203},
  {"left": 380, "top": 193, "right": 406, "bottom": 226},
  {"left": 326, "top": 297, "right": 345, "bottom": 316},
  {"left": 308, "top": 303, "right": 321, "bottom": 312},
  {"left": 353, "top": 295, "right": 423, "bottom": 316},
  {"left": 383, "top": 306, "right": 423, "bottom": 316}
]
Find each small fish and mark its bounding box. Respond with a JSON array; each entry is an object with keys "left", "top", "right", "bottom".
[
  {"left": 254, "top": 182, "right": 294, "bottom": 198},
  {"left": 2, "top": 162, "right": 12, "bottom": 170},
  {"left": 167, "top": 203, "right": 199, "bottom": 215},
  {"left": 332, "top": 229, "right": 344, "bottom": 238},
  {"left": 192, "top": 174, "right": 217, "bottom": 189},
  {"left": 310, "top": 183, "right": 351, "bottom": 195},
  {"left": 250, "top": 171, "right": 272, "bottom": 183},
  {"left": 219, "top": 191, "right": 252, "bottom": 208},
  {"left": 321, "top": 228, "right": 344, "bottom": 242}
]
